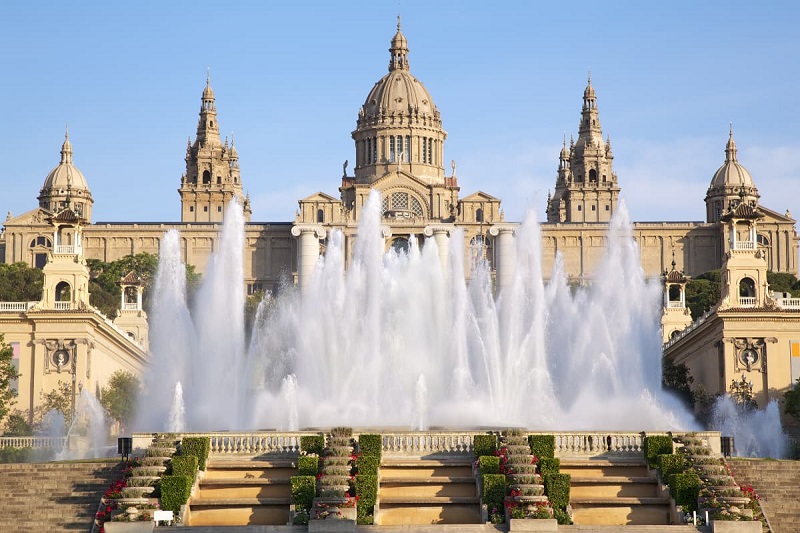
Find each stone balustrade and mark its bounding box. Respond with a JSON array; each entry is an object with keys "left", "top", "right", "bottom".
[
  {"left": 0, "top": 301, "right": 36, "bottom": 312},
  {"left": 129, "top": 430, "right": 722, "bottom": 457},
  {"left": 0, "top": 436, "right": 67, "bottom": 449}
]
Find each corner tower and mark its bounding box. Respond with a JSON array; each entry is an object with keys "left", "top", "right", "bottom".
[
  {"left": 179, "top": 76, "right": 251, "bottom": 222},
  {"left": 350, "top": 18, "right": 447, "bottom": 186},
  {"left": 547, "top": 75, "right": 620, "bottom": 223}
]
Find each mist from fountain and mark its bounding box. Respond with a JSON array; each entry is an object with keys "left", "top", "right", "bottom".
[
  {"left": 167, "top": 382, "right": 186, "bottom": 433},
  {"left": 712, "top": 396, "right": 788, "bottom": 458},
  {"left": 56, "top": 389, "right": 112, "bottom": 460},
  {"left": 136, "top": 192, "right": 705, "bottom": 432}
]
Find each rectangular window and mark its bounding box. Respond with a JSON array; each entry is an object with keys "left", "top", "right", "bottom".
[
  {"left": 204, "top": 206, "right": 208, "bottom": 212},
  {"left": 389, "top": 136, "right": 396, "bottom": 163},
  {"left": 404, "top": 136, "right": 410, "bottom": 162},
  {"left": 427, "top": 138, "right": 433, "bottom": 164},
  {"left": 605, "top": 205, "right": 610, "bottom": 211},
  {"left": 591, "top": 205, "right": 596, "bottom": 211},
  {"left": 422, "top": 138, "right": 428, "bottom": 163},
  {"left": 577, "top": 205, "right": 582, "bottom": 211},
  {"left": 189, "top": 206, "right": 194, "bottom": 212},
  {"left": 372, "top": 137, "right": 377, "bottom": 163},
  {"left": 218, "top": 206, "right": 222, "bottom": 212}
]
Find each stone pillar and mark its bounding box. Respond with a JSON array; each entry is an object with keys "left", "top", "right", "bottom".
[
  {"left": 490, "top": 224, "right": 517, "bottom": 293},
  {"left": 423, "top": 225, "right": 452, "bottom": 275},
  {"left": 291, "top": 224, "right": 327, "bottom": 292}
]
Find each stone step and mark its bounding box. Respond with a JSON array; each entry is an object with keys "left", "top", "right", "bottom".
[
  {"left": 380, "top": 475, "right": 475, "bottom": 484},
  {"left": 187, "top": 505, "right": 290, "bottom": 526},
  {"left": 203, "top": 467, "right": 296, "bottom": 480},
  {"left": 571, "top": 497, "right": 671, "bottom": 505},
  {"left": 379, "top": 466, "right": 473, "bottom": 478},
  {"left": 376, "top": 503, "right": 482, "bottom": 525},
  {"left": 190, "top": 497, "right": 291, "bottom": 506},
  {"left": 379, "top": 495, "right": 480, "bottom": 505},
  {"left": 570, "top": 481, "right": 659, "bottom": 499},
  {"left": 380, "top": 482, "right": 477, "bottom": 499},
  {"left": 571, "top": 503, "right": 672, "bottom": 526},
  {"left": 197, "top": 484, "right": 291, "bottom": 499},
  {"left": 200, "top": 477, "right": 291, "bottom": 486},
  {"left": 208, "top": 458, "right": 296, "bottom": 469}
]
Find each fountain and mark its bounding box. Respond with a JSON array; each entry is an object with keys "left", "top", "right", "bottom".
[
  {"left": 167, "top": 382, "right": 186, "bottom": 433},
  {"left": 137, "top": 191, "right": 700, "bottom": 433}
]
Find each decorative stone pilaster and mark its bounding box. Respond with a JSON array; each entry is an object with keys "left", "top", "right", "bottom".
[
  {"left": 291, "top": 224, "right": 327, "bottom": 291},
  {"left": 489, "top": 224, "right": 517, "bottom": 292},
  {"left": 423, "top": 224, "right": 453, "bottom": 275}
]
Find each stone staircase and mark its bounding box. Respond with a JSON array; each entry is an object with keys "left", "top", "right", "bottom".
[
  {"left": 187, "top": 456, "right": 295, "bottom": 526},
  {"left": 728, "top": 458, "right": 800, "bottom": 533},
  {"left": 0, "top": 460, "right": 120, "bottom": 532},
  {"left": 562, "top": 458, "right": 671, "bottom": 526},
  {"left": 375, "top": 455, "right": 481, "bottom": 525}
]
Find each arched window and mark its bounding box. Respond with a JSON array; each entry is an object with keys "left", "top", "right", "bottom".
[
  {"left": 589, "top": 169, "right": 597, "bottom": 182},
  {"left": 757, "top": 234, "right": 770, "bottom": 247},
  {"left": 668, "top": 284, "right": 682, "bottom": 302},
  {"left": 476, "top": 208, "right": 484, "bottom": 223},
  {"left": 216, "top": 176, "right": 222, "bottom": 184},
  {"left": 391, "top": 237, "right": 409, "bottom": 254},
  {"left": 202, "top": 170, "right": 211, "bottom": 184},
  {"left": 55, "top": 281, "right": 71, "bottom": 302},
  {"left": 739, "top": 277, "right": 756, "bottom": 306},
  {"left": 317, "top": 209, "right": 324, "bottom": 223}
]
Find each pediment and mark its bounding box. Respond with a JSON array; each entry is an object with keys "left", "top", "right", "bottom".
[
  {"left": 371, "top": 170, "right": 431, "bottom": 195},
  {"left": 461, "top": 191, "right": 501, "bottom": 203},
  {"left": 299, "top": 191, "right": 340, "bottom": 204},
  {"left": 3, "top": 207, "right": 52, "bottom": 227},
  {"left": 757, "top": 205, "right": 795, "bottom": 223}
]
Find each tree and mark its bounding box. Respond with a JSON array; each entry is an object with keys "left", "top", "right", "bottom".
[
  {"left": 100, "top": 371, "right": 140, "bottom": 432},
  {"left": 662, "top": 356, "right": 695, "bottom": 409},
  {"left": 767, "top": 271, "right": 800, "bottom": 298},
  {"left": 0, "top": 262, "right": 43, "bottom": 301},
  {"left": 3, "top": 410, "right": 33, "bottom": 436},
  {"left": 685, "top": 271, "right": 721, "bottom": 320},
  {"left": 0, "top": 335, "right": 20, "bottom": 425},
  {"left": 729, "top": 374, "right": 758, "bottom": 413},
  {"left": 784, "top": 378, "right": 800, "bottom": 421},
  {"left": 39, "top": 380, "right": 74, "bottom": 427}
]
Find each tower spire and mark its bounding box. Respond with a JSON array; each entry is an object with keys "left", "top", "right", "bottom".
[
  {"left": 60, "top": 125, "right": 73, "bottom": 164},
  {"left": 726, "top": 122, "right": 738, "bottom": 163}
]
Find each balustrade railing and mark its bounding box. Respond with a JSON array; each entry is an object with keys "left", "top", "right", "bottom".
[
  {"left": 55, "top": 245, "right": 78, "bottom": 254},
  {"left": 140, "top": 430, "right": 721, "bottom": 458},
  {"left": 0, "top": 436, "right": 67, "bottom": 449},
  {"left": 739, "top": 297, "right": 757, "bottom": 307},
  {"left": 0, "top": 301, "right": 35, "bottom": 312},
  {"left": 666, "top": 301, "right": 684, "bottom": 308},
  {"left": 123, "top": 303, "right": 139, "bottom": 310},
  {"left": 732, "top": 241, "right": 755, "bottom": 250},
  {"left": 779, "top": 298, "right": 800, "bottom": 309},
  {"left": 53, "top": 301, "right": 72, "bottom": 310}
]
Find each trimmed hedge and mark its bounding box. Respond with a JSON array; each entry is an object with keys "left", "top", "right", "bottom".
[
  {"left": 478, "top": 455, "right": 500, "bottom": 475},
  {"left": 297, "top": 455, "right": 319, "bottom": 477},
  {"left": 544, "top": 473, "right": 571, "bottom": 509},
  {"left": 473, "top": 434, "right": 498, "bottom": 457},
  {"left": 482, "top": 473, "right": 506, "bottom": 512},
  {"left": 358, "top": 434, "right": 382, "bottom": 458},
  {"left": 160, "top": 475, "right": 192, "bottom": 512},
  {"left": 658, "top": 453, "right": 685, "bottom": 481},
  {"left": 643, "top": 435, "right": 673, "bottom": 468},
  {"left": 290, "top": 475, "right": 316, "bottom": 512},
  {"left": 357, "top": 454, "right": 380, "bottom": 476},
  {"left": 300, "top": 435, "right": 324, "bottom": 456},
  {"left": 355, "top": 474, "right": 378, "bottom": 525},
  {"left": 171, "top": 455, "right": 198, "bottom": 483},
  {"left": 529, "top": 435, "right": 555, "bottom": 459},
  {"left": 672, "top": 472, "right": 700, "bottom": 511},
  {"left": 538, "top": 457, "right": 560, "bottom": 476},
  {"left": 180, "top": 436, "right": 210, "bottom": 470},
  {"left": 0, "top": 447, "right": 34, "bottom": 463}
]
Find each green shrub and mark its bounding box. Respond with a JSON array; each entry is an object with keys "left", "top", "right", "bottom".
[
  {"left": 300, "top": 435, "right": 324, "bottom": 456},
  {"left": 0, "top": 447, "right": 33, "bottom": 463},
  {"left": 357, "top": 454, "right": 380, "bottom": 476},
  {"left": 355, "top": 474, "right": 378, "bottom": 525},
  {"left": 330, "top": 427, "right": 352, "bottom": 438},
  {"left": 482, "top": 473, "right": 506, "bottom": 511},
  {"left": 358, "top": 434, "right": 382, "bottom": 458},
  {"left": 658, "top": 453, "right": 685, "bottom": 481},
  {"left": 478, "top": 455, "right": 500, "bottom": 475},
  {"left": 171, "top": 455, "right": 198, "bottom": 483},
  {"left": 643, "top": 435, "right": 673, "bottom": 468},
  {"left": 538, "top": 457, "right": 560, "bottom": 476},
  {"left": 554, "top": 507, "right": 572, "bottom": 525},
  {"left": 180, "top": 436, "right": 210, "bottom": 470},
  {"left": 473, "top": 434, "right": 497, "bottom": 457},
  {"left": 160, "top": 475, "right": 192, "bottom": 513},
  {"left": 544, "top": 473, "right": 571, "bottom": 509},
  {"left": 297, "top": 455, "right": 319, "bottom": 477},
  {"left": 290, "top": 476, "right": 316, "bottom": 512},
  {"left": 529, "top": 435, "right": 555, "bottom": 459},
  {"left": 672, "top": 472, "right": 701, "bottom": 512}
]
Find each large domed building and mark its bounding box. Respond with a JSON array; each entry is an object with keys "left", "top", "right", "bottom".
[{"left": 0, "top": 22, "right": 799, "bottom": 423}]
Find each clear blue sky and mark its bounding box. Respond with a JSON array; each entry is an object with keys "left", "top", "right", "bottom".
[{"left": 1, "top": 1, "right": 798, "bottom": 225}]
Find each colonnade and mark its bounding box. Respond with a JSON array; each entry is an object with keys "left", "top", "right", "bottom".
[{"left": 291, "top": 223, "right": 519, "bottom": 291}]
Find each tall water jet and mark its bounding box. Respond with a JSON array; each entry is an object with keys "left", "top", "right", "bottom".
[
  {"left": 415, "top": 374, "right": 428, "bottom": 431},
  {"left": 711, "top": 396, "right": 788, "bottom": 458},
  {"left": 167, "top": 382, "right": 186, "bottom": 433},
  {"left": 281, "top": 374, "right": 299, "bottom": 431},
  {"left": 58, "top": 389, "right": 111, "bottom": 460}
]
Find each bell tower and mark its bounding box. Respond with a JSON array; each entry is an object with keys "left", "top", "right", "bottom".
[
  {"left": 661, "top": 256, "right": 693, "bottom": 343},
  {"left": 179, "top": 74, "right": 251, "bottom": 222},
  {"left": 547, "top": 75, "right": 620, "bottom": 223},
  {"left": 41, "top": 199, "right": 91, "bottom": 311},
  {"left": 717, "top": 200, "right": 769, "bottom": 310}
]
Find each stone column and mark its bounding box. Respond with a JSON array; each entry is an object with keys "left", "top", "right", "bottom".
[
  {"left": 489, "top": 224, "right": 517, "bottom": 293},
  {"left": 423, "top": 225, "right": 453, "bottom": 276},
  {"left": 291, "top": 224, "right": 327, "bottom": 292}
]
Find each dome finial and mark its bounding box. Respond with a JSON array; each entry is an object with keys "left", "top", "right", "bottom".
[
  {"left": 397, "top": 14, "right": 401, "bottom": 32},
  {"left": 206, "top": 67, "right": 211, "bottom": 88},
  {"left": 389, "top": 16, "right": 410, "bottom": 71},
  {"left": 60, "top": 125, "right": 73, "bottom": 164},
  {"left": 587, "top": 67, "right": 592, "bottom": 86},
  {"left": 726, "top": 122, "right": 738, "bottom": 163}
]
